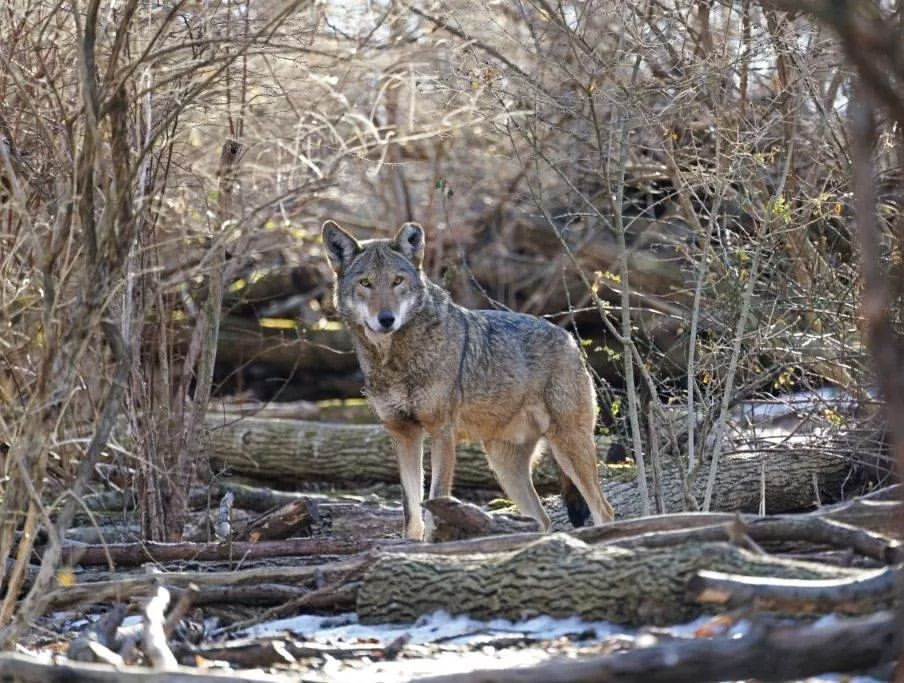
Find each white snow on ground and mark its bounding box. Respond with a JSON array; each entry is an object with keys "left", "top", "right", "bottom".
[
  {"left": 241, "top": 611, "right": 884, "bottom": 683},
  {"left": 246, "top": 609, "right": 626, "bottom": 645}
]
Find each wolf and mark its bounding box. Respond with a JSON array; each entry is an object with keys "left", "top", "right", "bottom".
[{"left": 322, "top": 220, "right": 615, "bottom": 541}]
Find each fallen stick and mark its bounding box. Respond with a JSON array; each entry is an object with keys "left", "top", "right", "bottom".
[
  {"left": 408, "top": 610, "right": 901, "bottom": 683},
  {"left": 176, "top": 583, "right": 307, "bottom": 607},
  {"left": 45, "top": 557, "right": 369, "bottom": 610},
  {"left": 0, "top": 652, "right": 290, "bottom": 682},
  {"left": 55, "top": 536, "right": 399, "bottom": 568},
  {"left": 183, "top": 637, "right": 390, "bottom": 669},
  {"left": 181, "top": 639, "right": 295, "bottom": 668},
  {"left": 231, "top": 498, "right": 314, "bottom": 541}
]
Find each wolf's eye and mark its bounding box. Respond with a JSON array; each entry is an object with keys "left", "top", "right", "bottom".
[
  {"left": 359, "top": 278, "right": 372, "bottom": 288},
  {"left": 392, "top": 275, "right": 405, "bottom": 286}
]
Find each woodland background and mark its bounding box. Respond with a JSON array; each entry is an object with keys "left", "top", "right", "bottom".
[{"left": 1, "top": 0, "right": 904, "bottom": 679}]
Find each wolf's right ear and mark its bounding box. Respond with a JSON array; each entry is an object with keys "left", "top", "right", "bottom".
[
  {"left": 322, "top": 220, "right": 361, "bottom": 274},
  {"left": 392, "top": 222, "right": 425, "bottom": 269}
]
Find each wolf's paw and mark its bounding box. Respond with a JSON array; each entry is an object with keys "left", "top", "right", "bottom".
[
  {"left": 405, "top": 518, "right": 425, "bottom": 542},
  {"left": 565, "top": 495, "right": 591, "bottom": 528}
]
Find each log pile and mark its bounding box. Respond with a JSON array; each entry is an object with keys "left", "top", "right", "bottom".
[
  {"left": 204, "top": 413, "right": 861, "bottom": 518},
  {"left": 16, "top": 487, "right": 902, "bottom": 681},
  {"left": 6, "top": 399, "right": 899, "bottom": 681},
  {"left": 3, "top": 465, "right": 899, "bottom": 683}
]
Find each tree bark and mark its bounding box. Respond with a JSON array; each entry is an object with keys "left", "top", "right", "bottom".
[
  {"left": 206, "top": 416, "right": 856, "bottom": 517},
  {"left": 356, "top": 534, "right": 865, "bottom": 626},
  {"left": 689, "top": 566, "right": 901, "bottom": 613}
]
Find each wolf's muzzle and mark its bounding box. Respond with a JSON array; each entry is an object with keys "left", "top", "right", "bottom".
[{"left": 377, "top": 310, "right": 396, "bottom": 331}]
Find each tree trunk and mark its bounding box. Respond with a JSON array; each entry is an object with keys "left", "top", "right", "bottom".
[
  {"left": 206, "top": 416, "right": 855, "bottom": 517},
  {"left": 356, "top": 534, "right": 868, "bottom": 626}
]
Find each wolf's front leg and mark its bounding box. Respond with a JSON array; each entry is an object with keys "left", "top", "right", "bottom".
[
  {"left": 426, "top": 425, "right": 457, "bottom": 542},
  {"left": 388, "top": 424, "right": 425, "bottom": 541}
]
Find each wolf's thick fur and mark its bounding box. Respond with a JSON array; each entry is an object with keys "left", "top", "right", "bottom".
[{"left": 322, "top": 220, "right": 615, "bottom": 540}]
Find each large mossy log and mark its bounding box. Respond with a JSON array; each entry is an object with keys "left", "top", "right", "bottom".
[
  {"left": 205, "top": 415, "right": 855, "bottom": 517},
  {"left": 356, "top": 534, "right": 868, "bottom": 626}
]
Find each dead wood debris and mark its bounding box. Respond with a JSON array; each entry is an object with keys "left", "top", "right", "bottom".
[{"left": 9, "top": 483, "right": 902, "bottom": 681}]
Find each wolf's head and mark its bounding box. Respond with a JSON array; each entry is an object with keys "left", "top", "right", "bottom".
[{"left": 322, "top": 220, "right": 427, "bottom": 337}]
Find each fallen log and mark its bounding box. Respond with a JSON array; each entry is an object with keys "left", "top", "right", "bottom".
[
  {"left": 183, "top": 584, "right": 308, "bottom": 607},
  {"left": 409, "top": 610, "right": 901, "bottom": 683},
  {"left": 205, "top": 416, "right": 856, "bottom": 517},
  {"left": 209, "top": 398, "right": 375, "bottom": 423},
  {"left": 689, "top": 565, "right": 901, "bottom": 613},
  {"left": 204, "top": 415, "right": 561, "bottom": 490},
  {"left": 213, "top": 317, "right": 356, "bottom": 376},
  {"left": 356, "top": 534, "right": 866, "bottom": 625},
  {"left": 76, "top": 485, "right": 407, "bottom": 540}
]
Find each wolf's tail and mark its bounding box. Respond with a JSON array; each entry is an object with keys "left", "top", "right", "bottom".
[{"left": 559, "top": 470, "right": 591, "bottom": 528}]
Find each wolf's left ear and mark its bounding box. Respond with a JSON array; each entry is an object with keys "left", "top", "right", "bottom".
[
  {"left": 322, "top": 220, "right": 361, "bottom": 274},
  {"left": 392, "top": 222, "right": 425, "bottom": 269}
]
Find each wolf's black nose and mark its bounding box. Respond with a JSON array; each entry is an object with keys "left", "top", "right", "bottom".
[{"left": 378, "top": 311, "right": 396, "bottom": 330}]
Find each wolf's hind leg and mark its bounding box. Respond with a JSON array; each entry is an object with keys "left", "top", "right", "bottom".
[
  {"left": 546, "top": 428, "right": 614, "bottom": 526},
  {"left": 483, "top": 439, "right": 550, "bottom": 532}
]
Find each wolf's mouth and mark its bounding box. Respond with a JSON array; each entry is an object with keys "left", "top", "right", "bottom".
[{"left": 365, "top": 321, "right": 395, "bottom": 335}]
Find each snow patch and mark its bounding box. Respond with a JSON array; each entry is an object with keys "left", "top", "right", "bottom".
[{"left": 244, "top": 609, "right": 624, "bottom": 645}]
